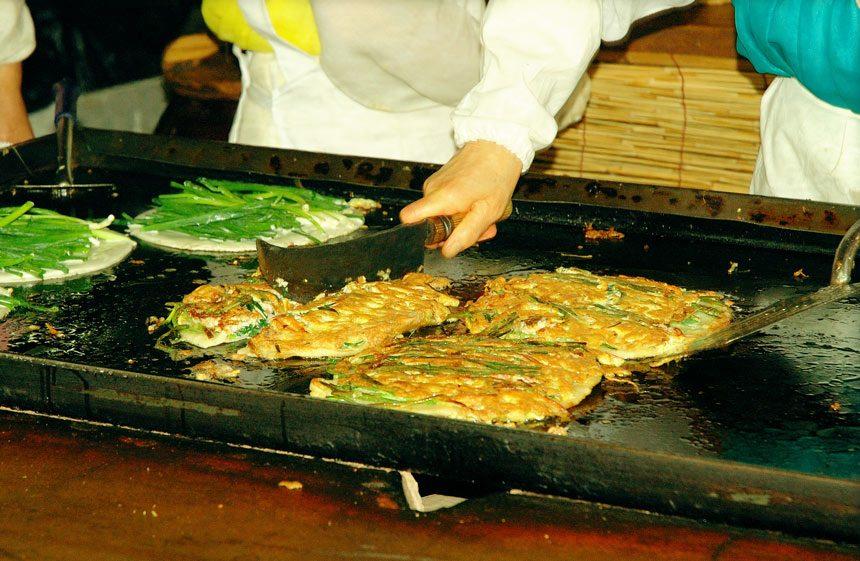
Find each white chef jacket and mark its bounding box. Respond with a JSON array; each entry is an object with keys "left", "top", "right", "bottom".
[
  {"left": 0, "top": 0, "right": 35, "bottom": 65},
  {"left": 230, "top": 0, "right": 695, "bottom": 170}
]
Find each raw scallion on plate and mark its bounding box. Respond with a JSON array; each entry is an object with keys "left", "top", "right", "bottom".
[
  {"left": 126, "top": 178, "right": 371, "bottom": 243},
  {"left": 0, "top": 202, "right": 127, "bottom": 279}
]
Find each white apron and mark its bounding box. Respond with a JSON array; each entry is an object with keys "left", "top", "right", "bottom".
[
  {"left": 228, "top": 0, "right": 692, "bottom": 166},
  {"left": 230, "top": 0, "right": 483, "bottom": 164},
  {"left": 751, "top": 77, "right": 860, "bottom": 206},
  {"left": 229, "top": 0, "right": 595, "bottom": 165}
]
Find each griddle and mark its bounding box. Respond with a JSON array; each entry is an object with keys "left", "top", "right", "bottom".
[{"left": 1, "top": 128, "right": 858, "bottom": 542}]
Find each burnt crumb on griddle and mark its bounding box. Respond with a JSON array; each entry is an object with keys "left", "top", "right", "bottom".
[
  {"left": 557, "top": 252, "right": 592, "bottom": 260},
  {"left": 146, "top": 316, "right": 165, "bottom": 334},
  {"left": 44, "top": 323, "right": 65, "bottom": 339},
  {"left": 583, "top": 223, "right": 625, "bottom": 242},
  {"left": 188, "top": 359, "right": 240, "bottom": 382}
]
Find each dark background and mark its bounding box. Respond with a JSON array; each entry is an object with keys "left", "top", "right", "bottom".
[{"left": 22, "top": 0, "right": 203, "bottom": 110}]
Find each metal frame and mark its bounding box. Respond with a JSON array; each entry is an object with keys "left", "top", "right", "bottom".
[
  {"left": 5, "top": 128, "right": 859, "bottom": 235},
  {"left": 1, "top": 129, "right": 858, "bottom": 542},
  {"left": 2, "top": 352, "right": 857, "bottom": 542}
]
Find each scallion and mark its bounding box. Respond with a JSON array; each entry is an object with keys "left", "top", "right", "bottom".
[
  {"left": 0, "top": 203, "right": 119, "bottom": 279},
  {"left": 128, "top": 178, "right": 364, "bottom": 243}
]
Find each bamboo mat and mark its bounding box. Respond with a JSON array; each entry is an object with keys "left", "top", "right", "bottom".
[{"left": 534, "top": 61, "right": 770, "bottom": 193}]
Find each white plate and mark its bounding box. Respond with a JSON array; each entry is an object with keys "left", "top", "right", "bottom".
[
  {"left": 127, "top": 209, "right": 363, "bottom": 252},
  {"left": 0, "top": 236, "right": 137, "bottom": 286}
]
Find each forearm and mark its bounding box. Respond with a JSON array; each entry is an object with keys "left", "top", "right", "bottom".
[
  {"left": 0, "top": 62, "right": 33, "bottom": 145},
  {"left": 404, "top": 0, "right": 701, "bottom": 257},
  {"left": 452, "top": 0, "right": 697, "bottom": 172},
  {"left": 452, "top": 0, "right": 602, "bottom": 172}
]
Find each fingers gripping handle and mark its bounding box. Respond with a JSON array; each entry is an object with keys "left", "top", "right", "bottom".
[{"left": 425, "top": 200, "right": 514, "bottom": 246}]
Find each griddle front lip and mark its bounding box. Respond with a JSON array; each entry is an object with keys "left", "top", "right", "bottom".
[
  {"left": 1, "top": 129, "right": 858, "bottom": 541},
  {"left": 1, "top": 350, "right": 858, "bottom": 543}
]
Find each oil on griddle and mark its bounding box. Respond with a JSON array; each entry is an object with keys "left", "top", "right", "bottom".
[{"left": 3, "top": 171, "right": 857, "bottom": 480}]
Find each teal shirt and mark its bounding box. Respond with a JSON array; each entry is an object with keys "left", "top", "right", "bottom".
[{"left": 733, "top": 0, "right": 860, "bottom": 113}]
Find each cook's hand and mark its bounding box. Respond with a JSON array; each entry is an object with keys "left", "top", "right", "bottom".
[{"left": 400, "top": 140, "right": 521, "bottom": 258}]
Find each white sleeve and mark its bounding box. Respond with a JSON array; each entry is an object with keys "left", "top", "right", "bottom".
[
  {"left": 600, "top": 0, "right": 695, "bottom": 42},
  {"left": 452, "top": 0, "right": 601, "bottom": 171},
  {"left": 0, "top": 0, "right": 36, "bottom": 65},
  {"left": 451, "top": 0, "right": 696, "bottom": 171}
]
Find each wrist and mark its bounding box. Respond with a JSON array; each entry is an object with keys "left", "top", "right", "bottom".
[
  {"left": 460, "top": 140, "right": 523, "bottom": 176},
  {"left": 453, "top": 119, "right": 535, "bottom": 172}
]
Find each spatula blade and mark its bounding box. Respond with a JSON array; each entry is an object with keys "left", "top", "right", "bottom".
[
  {"left": 687, "top": 282, "right": 860, "bottom": 354},
  {"left": 257, "top": 220, "right": 429, "bottom": 302}
]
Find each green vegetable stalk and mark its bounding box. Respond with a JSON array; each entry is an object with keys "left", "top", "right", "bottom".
[
  {"left": 128, "top": 178, "right": 362, "bottom": 242},
  {"left": 0, "top": 202, "right": 125, "bottom": 279}
]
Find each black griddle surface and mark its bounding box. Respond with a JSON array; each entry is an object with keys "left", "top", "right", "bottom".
[{"left": 2, "top": 172, "right": 858, "bottom": 481}]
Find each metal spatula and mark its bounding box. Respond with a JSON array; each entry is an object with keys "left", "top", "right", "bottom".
[
  {"left": 678, "top": 218, "right": 860, "bottom": 357},
  {"left": 257, "top": 201, "right": 514, "bottom": 302},
  {"left": 14, "top": 80, "right": 113, "bottom": 196}
]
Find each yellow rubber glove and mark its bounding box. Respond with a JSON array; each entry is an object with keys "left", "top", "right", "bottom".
[{"left": 202, "top": 0, "right": 321, "bottom": 55}]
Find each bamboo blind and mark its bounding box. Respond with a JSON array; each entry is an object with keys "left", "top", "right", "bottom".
[{"left": 534, "top": 62, "right": 770, "bottom": 193}]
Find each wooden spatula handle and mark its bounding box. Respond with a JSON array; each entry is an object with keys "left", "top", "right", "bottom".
[{"left": 425, "top": 200, "right": 514, "bottom": 246}]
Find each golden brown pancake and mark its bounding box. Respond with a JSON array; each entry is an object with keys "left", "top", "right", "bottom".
[
  {"left": 238, "top": 273, "right": 459, "bottom": 359},
  {"left": 169, "top": 283, "right": 296, "bottom": 348},
  {"left": 311, "top": 335, "right": 627, "bottom": 426},
  {"left": 464, "top": 267, "right": 732, "bottom": 362}
]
